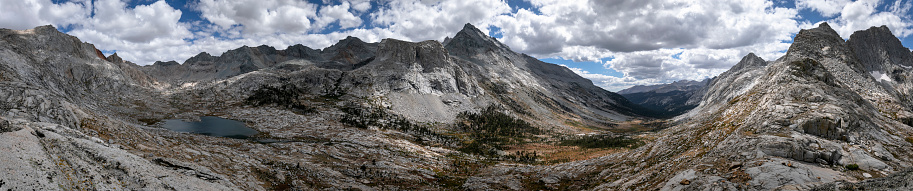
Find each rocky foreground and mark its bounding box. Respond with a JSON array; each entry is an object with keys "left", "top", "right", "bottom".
[{"left": 1, "top": 22, "right": 913, "bottom": 191}]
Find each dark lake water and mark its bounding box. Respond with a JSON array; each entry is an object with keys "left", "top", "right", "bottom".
[{"left": 160, "top": 116, "right": 259, "bottom": 139}]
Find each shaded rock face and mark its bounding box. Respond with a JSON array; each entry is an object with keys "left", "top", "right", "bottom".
[
  {"left": 848, "top": 25, "right": 913, "bottom": 71},
  {"left": 142, "top": 37, "right": 379, "bottom": 83},
  {"left": 847, "top": 25, "right": 913, "bottom": 112}
]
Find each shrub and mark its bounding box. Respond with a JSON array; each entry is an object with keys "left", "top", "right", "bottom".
[
  {"left": 246, "top": 85, "right": 316, "bottom": 114},
  {"left": 339, "top": 102, "right": 452, "bottom": 146},
  {"left": 502, "top": 151, "right": 538, "bottom": 164},
  {"left": 846, "top": 164, "right": 860, "bottom": 170},
  {"left": 559, "top": 134, "right": 642, "bottom": 149},
  {"left": 456, "top": 105, "right": 539, "bottom": 138},
  {"left": 454, "top": 105, "right": 540, "bottom": 157}
]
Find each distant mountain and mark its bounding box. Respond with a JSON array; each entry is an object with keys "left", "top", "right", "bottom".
[
  {"left": 618, "top": 79, "right": 709, "bottom": 117},
  {"left": 617, "top": 79, "right": 708, "bottom": 94},
  {"left": 141, "top": 37, "right": 377, "bottom": 83}
]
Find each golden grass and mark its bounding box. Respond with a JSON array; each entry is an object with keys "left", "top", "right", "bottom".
[{"left": 505, "top": 143, "right": 627, "bottom": 164}]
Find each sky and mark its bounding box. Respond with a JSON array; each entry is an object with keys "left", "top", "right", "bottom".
[{"left": 1, "top": 0, "right": 912, "bottom": 91}]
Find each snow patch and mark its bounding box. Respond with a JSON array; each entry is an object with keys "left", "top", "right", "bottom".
[{"left": 869, "top": 71, "right": 893, "bottom": 83}]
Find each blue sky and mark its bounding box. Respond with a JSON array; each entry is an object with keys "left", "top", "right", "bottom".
[{"left": 1, "top": 0, "right": 912, "bottom": 91}]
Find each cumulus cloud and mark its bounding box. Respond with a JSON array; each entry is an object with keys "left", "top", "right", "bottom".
[
  {"left": 315, "top": 1, "right": 362, "bottom": 29},
  {"left": 346, "top": 0, "right": 372, "bottom": 12},
  {"left": 606, "top": 48, "right": 734, "bottom": 81},
  {"left": 825, "top": 0, "right": 913, "bottom": 39},
  {"left": 796, "top": 0, "right": 851, "bottom": 17},
  {"left": 64, "top": 0, "right": 193, "bottom": 64},
  {"left": 371, "top": 0, "right": 512, "bottom": 41},
  {"left": 496, "top": 0, "right": 799, "bottom": 55},
  {"left": 0, "top": 0, "right": 88, "bottom": 30},
  {"left": 495, "top": 0, "right": 800, "bottom": 90},
  {"left": 561, "top": 65, "right": 662, "bottom": 91},
  {"left": 197, "top": 0, "right": 319, "bottom": 34}
]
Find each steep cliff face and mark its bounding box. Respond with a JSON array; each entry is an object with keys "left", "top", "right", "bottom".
[{"left": 847, "top": 25, "right": 913, "bottom": 114}]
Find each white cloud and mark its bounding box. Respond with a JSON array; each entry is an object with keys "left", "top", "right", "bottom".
[
  {"left": 561, "top": 65, "right": 661, "bottom": 92},
  {"left": 495, "top": 0, "right": 799, "bottom": 54},
  {"left": 347, "top": 0, "right": 372, "bottom": 12},
  {"left": 197, "top": 0, "right": 319, "bottom": 34},
  {"left": 63, "top": 0, "right": 193, "bottom": 64},
  {"left": 0, "top": 0, "right": 88, "bottom": 30},
  {"left": 796, "top": 0, "right": 851, "bottom": 17},
  {"left": 370, "top": 0, "right": 512, "bottom": 41},
  {"left": 605, "top": 49, "right": 732, "bottom": 82},
  {"left": 493, "top": 0, "right": 800, "bottom": 90},
  {"left": 826, "top": 0, "right": 913, "bottom": 39},
  {"left": 315, "top": 1, "right": 362, "bottom": 29}
]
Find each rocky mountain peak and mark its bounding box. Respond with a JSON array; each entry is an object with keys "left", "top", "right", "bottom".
[
  {"left": 730, "top": 52, "right": 767, "bottom": 72},
  {"left": 105, "top": 53, "right": 124, "bottom": 64},
  {"left": 442, "top": 36, "right": 452, "bottom": 45},
  {"left": 32, "top": 25, "right": 61, "bottom": 35},
  {"left": 795, "top": 22, "right": 840, "bottom": 41},
  {"left": 847, "top": 25, "right": 913, "bottom": 71},
  {"left": 285, "top": 44, "right": 321, "bottom": 59},
  {"left": 327, "top": 36, "right": 367, "bottom": 50},
  {"left": 445, "top": 23, "right": 510, "bottom": 56},
  {"left": 184, "top": 52, "right": 217, "bottom": 64},
  {"left": 458, "top": 23, "right": 487, "bottom": 38},
  {"left": 373, "top": 38, "right": 451, "bottom": 72},
  {"left": 793, "top": 22, "right": 842, "bottom": 44},
  {"left": 2, "top": 25, "right": 103, "bottom": 61},
  {"left": 786, "top": 22, "right": 848, "bottom": 59},
  {"left": 153, "top": 60, "right": 180, "bottom": 67}
]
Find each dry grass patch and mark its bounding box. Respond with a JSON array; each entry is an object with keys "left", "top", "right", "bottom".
[{"left": 505, "top": 143, "right": 628, "bottom": 164}]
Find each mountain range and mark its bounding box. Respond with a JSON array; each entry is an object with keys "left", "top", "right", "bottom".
[
  {"left": 1, "top": 22, "right": 912, "bottom": 190},
  {"left": 618, "top": 79, "right": 709, "bottom": 117}
]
